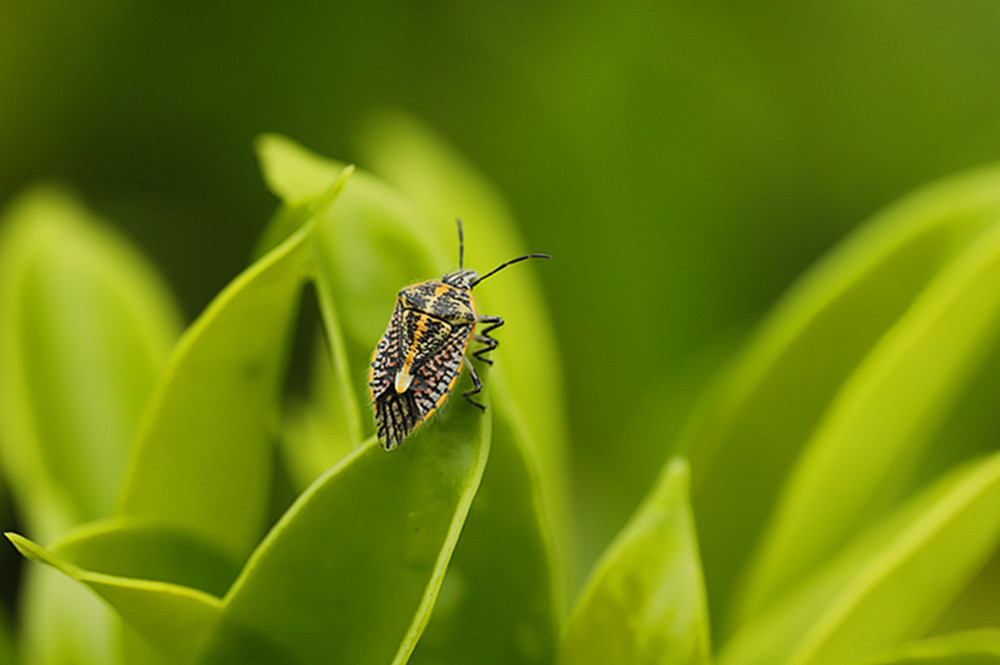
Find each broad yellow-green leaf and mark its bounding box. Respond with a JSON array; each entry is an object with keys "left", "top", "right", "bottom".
[
  {"left": 118, "top": 220, "right": 315, "bottom": 562},
  {"left": 256, "top": 159, "right": 366, "bottom": 475},
  {"left": 49, "top": 518, "right": 240, "bottom": 597},
  {"left": 6, "top": 531, "right": 223, "bottom": 663},
  {"left": 250, "top": 201, "right": 315, "bottom": 261},
  {"left": 257, "top": 134, "right": 445, "bottom": 439},
  {"left": 680, "top": 165, "right": 1000, "bottom": 631},
  {"left": 278, "top": 336, "right": 359, "bottom": 490},
  {"left": 356, "top": 110, "right": 571, "bottom": 584},
  {"left": 849, "top": 631, "right": 1000, "bottom": 664},
  {"left": 0, "top": 186, "right": 181, "bottom": 665},
  {"left": 198, "top": 389, "right": 491, "bottom": 664},
  {"left": 256, "top": 135, "right": 354, "bottom": 206},
  {"left": 0, "top": 186, "right": 181, "bottom": 539},
  {"left": 256, "top": 157, "right": 366, "bottom": 468},
  {"left": 930, "top": 552, "right": 1000, "bottom": 636},
  {"left": 719, "top": 450, "right": 1000, "bottom": 665},
  {"left": 560, "top": 457, "right": 710, "bottom": 665},
  {"left": 253, "top": 134, "right": 559, "bottom": 663},
  {"left": 738, "top": 215, "right": 1000, "bottom": 621},
  {"left": 18, "top": 566, "right": 120, "bottom": 665},
  {"left": 410, "top": 376, "right": 559, "bottom": 665}
]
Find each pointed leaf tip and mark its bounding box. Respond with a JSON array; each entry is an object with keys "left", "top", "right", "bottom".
[
  {"left": 561, "top": 454, "right": 709, "bottom": 665},
  {"left": 6, "top": 531, "right": 39, "bottom": 558},
  {"left": 311, "top": 163, "right": 356, "bottom": 216}
]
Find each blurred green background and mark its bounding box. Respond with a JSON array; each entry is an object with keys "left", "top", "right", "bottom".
[{"left": 4, "top": 0, "right": 1000, "bottom": 591}]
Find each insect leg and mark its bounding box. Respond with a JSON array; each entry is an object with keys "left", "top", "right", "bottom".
[
  {"left": 473, "top": 315, "right": 504, "bottom": 364},
  {"left": 462, "top": 355, "right": 486, "bottom": 410}
]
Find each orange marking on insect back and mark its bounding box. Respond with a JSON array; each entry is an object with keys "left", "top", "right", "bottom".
[{"left": 396, "top": 313, "right": 429, "bottom": 393}]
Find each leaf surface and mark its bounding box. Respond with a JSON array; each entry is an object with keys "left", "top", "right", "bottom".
[
  {"left": 0, "top": 186, "right": 181, "bottom": 665},
  {"left": 850, "top": 630, "right": 1000, "bottom": 664},
  {"left": 198, "top": 393, "right": 491, "bottom": 664},
  {"left": 7, "top": 531, "right": 223, "bottom": 663},
  {"left": 410, "top": 379, "right": 560, "bottom": 665},
  {"left": 719, "top": 451, "right": 1000, "bottom": 665},
  {"left": 0, "top": 186, "right": 180, "bottom": 538},
  {"left": 739, "top": 215, "right": 1000, "bottom": 619},
  {"left": 560, "top": 458, "right": 710, "bottom": 665},
  {"left": 118, "top": 220, "right": 315, "bottom": 561},
  {"left": 680, "top": 165, "right": 1000, "bottom": 630},
  {"left": 355, "top": 112, "right": 569, "bottom": 528}
]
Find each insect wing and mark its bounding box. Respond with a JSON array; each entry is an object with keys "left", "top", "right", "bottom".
[
  {"left": 372, "top": 320, "right": 474, "bottom": 450},
  {"left": 409, "top": 322, "right": 474, "bottom": 421},
  {"left": 374, "top": 389, "right": 421, "bottom": 450},
  {"left": 400, "top": 309, "right": 454, "bottom": 370},
  {"left": 369, "top": 300, "right": 404, "bottom": 401}
]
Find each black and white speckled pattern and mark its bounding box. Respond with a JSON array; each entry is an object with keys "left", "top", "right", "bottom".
[
  {"left": 369, "top": 280, "right": 478, "bottom": 450},
  {"left": 368, "top": 233, "right": 547, "bottom": 450}
]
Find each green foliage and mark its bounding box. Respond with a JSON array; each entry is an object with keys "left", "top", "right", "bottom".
[
  {"left": 853, "top": 631, "right": 1000, "bottom": 664},
  {"left": 118, "top": 214, "right": 317, "bottom": 562},
  {"left": 4, "top": 122, "right": 1000, "bottom": 664},
  {"left": 559, "top": 458, "right": 709, "bottom": 665}
]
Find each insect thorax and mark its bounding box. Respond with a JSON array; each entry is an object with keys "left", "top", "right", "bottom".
[
  {"left": 442, "top": 269, "right": 478, "bottom": 289},
  {"left": 397, "top": 278, "right": 477, "bottom": 324}
]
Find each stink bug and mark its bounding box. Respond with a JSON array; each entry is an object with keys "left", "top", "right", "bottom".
[{"left": 369, "top": 220, "right": 549, "bottom": 450}]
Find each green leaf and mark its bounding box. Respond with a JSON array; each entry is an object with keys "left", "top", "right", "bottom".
[
  {"left": 278, "top": 336, "right": 359, "bottom": 490},
  {"left": 257, "top": 154, "right": 366, "bottom": 470},
  {"left": 849, "top": 631, "right": 1000, "bottom": 664},
  {"left": 410, "top": 378, "right": 560, "bottom": 665},
  {"left": 6, "top": 531, "right": 223, "bottom": 663},
  {"left": 18, "top": 565, "right": 121, "bottom": 665},
  {"left": 356, "top": 111, "right": 570, "bottom": 564},
  {"left": 718, "top": 450, "right": 1000, "bottom": 665},
  {"left": 0, "top": 186, "right": 181, "bottom": 539},
  {"left": 680, "top": 164, "right": 1000, "bottom": 630},
  {"left": 930, "top": 551, "right": 1000, "bottom": 635},
  {"left": 49, "top": 518, "right": 240, "bottom": 598},
  {"left": 256, "top": 134, "right": 353, "bottom": 206},
  {"left": 254, "top": 134, "right": 562, "bottom": 662},
  {"left": 0, "top": 186, "right": 181, "bottom": 665},
  {"left": 257, "top": 134, "right": 444, "bottom": 441},
  {"left": 738, "top": 214, "right": 1000, "bottom": 621},
  {"left": 198, "top": 389, "right": 491, "bottom": 664},
  {"left": 559, "top": 457, "right": 710, "bottom": 665},
  {"left": 117, "top": 220, "right": 315, "bottom": 562}
]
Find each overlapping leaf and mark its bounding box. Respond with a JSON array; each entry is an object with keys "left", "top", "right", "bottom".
[
  {"left": 409, "top": 377, "right": 559, "bottom": 665},
  {"left": 737, "top": 211, "right": 1000, "bottom": 621},
  {"left": 850, "top": 631, "right": 1000, "bottom": 664},
  {"left": 719, "top": 450, "right": 1000, "bottom": 665},
  {"left": 258, "top": 132, "right": 563, "bottom": 662},
  {"left": 6, "top": 529, "right": 226, "bottom": 663},
  {"left": 117, "top": 219, "right": 316, "bottom": 562},
  {"left": 355, "top": 112, "right": 569, "bottom": 545},
  {"left": 0, "top": 186, "right": 181, "bottom": 539},
  {"left": 199, "top": 398, "right": 490, "bottom": 664},
  {"left": 560, "top": 457, "right": 709, "bottom": 665},
  {"left": 257, "top": 134, "right": 446, "bottom": 443},
  {"left": 680, "top": 164, "right": 1000, "bottom": 632},
  {"left": 0, "top": 186, "right": 182, "bottom": 665}
]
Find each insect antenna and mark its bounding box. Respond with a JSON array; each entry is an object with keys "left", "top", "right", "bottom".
[
  {"left": 472, "top": 253, "right": 551, "bottom": 287},
  {"left": 456, "top": 218, "right": 465, "bottom": 269}
]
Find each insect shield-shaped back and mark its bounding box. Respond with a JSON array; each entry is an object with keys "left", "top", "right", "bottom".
[{"left": 369, "top": 220, "right": 550, "bottom": 450}]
